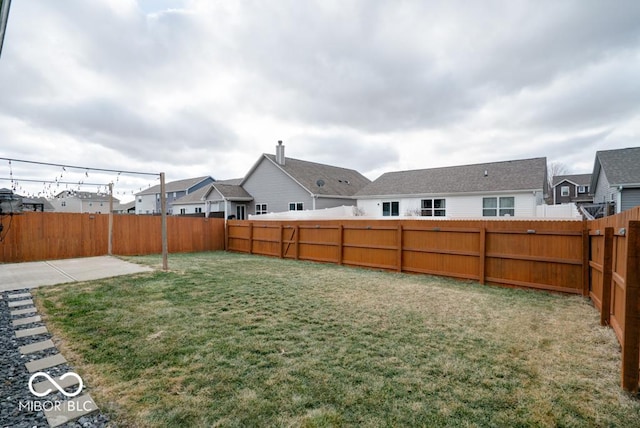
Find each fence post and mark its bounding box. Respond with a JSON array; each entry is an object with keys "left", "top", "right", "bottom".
[
  {"left": 600, "top": 227, "right": 614, "bottom": 326},
  {"left": 582, "top": 222, "right": 590, "bottom": 297},
  {"left": 479, "top": 228, "right": 486, "bottom": 284},
  {"left": 397, "top": 225, "right": 403, "bottom": 272},
  {"left": 248, "top": 222, "right": 253, "bottom": 254},
  {"left": 295, "top": 225, "right": 300, "bottom": 260},
  {"left": 279, "top": 224, "right": 283, "bottom": 258},
  {"left": 621, "top": 221, "right": 640, "bottom": 393},
  {"left": 338, "top": 224, "right": 344, "bottom": 265},
  {"left": 224, "top": 221, "right": 229, "bottom": 251}
]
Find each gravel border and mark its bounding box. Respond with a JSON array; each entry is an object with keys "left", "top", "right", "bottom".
[{"left": 1, "top": 289, "right": 110, "bottom": 428}]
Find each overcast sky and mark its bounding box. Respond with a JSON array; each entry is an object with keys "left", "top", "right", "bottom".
[{"left": 1, "top": 0, "right": 639, "bottom": 201}]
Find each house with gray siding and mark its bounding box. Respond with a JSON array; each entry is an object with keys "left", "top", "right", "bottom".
[
  {"left": 135, "top": 176, "right": 214, "bottom": 215},
  {"left": 171, "top": 180, "right": 252, "bottom": 219},
  {"left": 355, "top": 157, "right": 549, "bottom": 219},
  {"left": 590, "top": 147, "right": 640, "bottom": 214},
  {"left": 242, "top": 141, "right": 370, "bottom": 216}
]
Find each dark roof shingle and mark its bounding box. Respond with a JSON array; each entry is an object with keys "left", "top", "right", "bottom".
[
  {"left": 263, "top": 154, "right": 370, "bottom": 197},
  {"left": 595, "top": 147, "right": 640, "bottom": 186},
  {"left": 356, "top": 157, "right": 547, "bottom": 197}
]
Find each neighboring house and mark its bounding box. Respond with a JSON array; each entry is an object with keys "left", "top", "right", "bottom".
[
  {"left": 551, "top": 174, "right": 592, "bottom": 205},
  {"left": 591, "top": 147, "right": 640, "bottom": 214},
  {"left": 355, "top": 157, "right": 548, "bottom": 219},
  {"left": 49, "top": 191, "right": 119, "bottom": 214},
  {"left": 241, "top": 141, "right": 371, "bottom": 216},
  {"left": 135, "top": 176, "right": 214, "bottom": 215},
  {"left": 173, "top": 181, "right": 253, "bottom": 219},
  {"left": 22, "top": 196, "right": 55, "bottom": 212},
  {"left": 113, "top": 200, "right": 136, "bottom": 214}
]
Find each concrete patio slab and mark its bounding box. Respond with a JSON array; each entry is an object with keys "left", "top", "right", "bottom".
[
  {"left": 45, "top": 394, "right": 98, "bottom": 428},
  {"left": 0, "top": 256, "right": 153, "bottom": 292},
  {"left": 25, "top": 353, "right": 67, "bottom": 373},
  {"left": 19, "top": 339, "right": 56, "bottom": 355}
]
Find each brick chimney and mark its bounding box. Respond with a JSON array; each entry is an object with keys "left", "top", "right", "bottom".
[{"left": 275, "top": 140, "right": 285, "bottom": 166}]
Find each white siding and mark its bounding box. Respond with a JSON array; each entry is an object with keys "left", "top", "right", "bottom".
[
  {"left": 357, "top": 192, "right": 539, "bottom": 219},
  {"left": 136, "top": 194, "right": 157, "bottom": 214},
  {"left": 171, "top": 203, "right": 204, "bottom": 215}
]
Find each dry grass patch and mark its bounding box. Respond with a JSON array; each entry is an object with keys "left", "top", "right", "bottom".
[{"left": 35, "top": 251, "right": 640, "bottom": 427}]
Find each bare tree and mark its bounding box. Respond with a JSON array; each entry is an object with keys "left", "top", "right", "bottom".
[{"left": 548, "top": 161, "right": 569, "bottom": 187}]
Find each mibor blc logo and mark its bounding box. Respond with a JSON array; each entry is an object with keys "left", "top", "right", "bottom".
[
  {"left": 28, "top": 371, "right": 84, "bottom": 397},
  {"left": 19, "top": 371, "right": 89, "bottom": 413}
]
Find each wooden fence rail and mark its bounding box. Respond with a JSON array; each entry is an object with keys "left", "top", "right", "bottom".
[
  {"left": 227, "top": 219, "right": 588, "bottom": 295},
  {"left": 0, "top": 212, "right": 225, "bottom": 262}
]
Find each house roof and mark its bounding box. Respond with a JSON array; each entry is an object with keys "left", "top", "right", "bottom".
[
  {"left": 552, "top": 174, "right": 592, "bottom": 187},
  {"left": 172, "top": 182, "right": 253, "bottom": 205},
  {"left": 211, "top": 183, "right": 253, "bottom": 200},
  {"left": 53, "top": 191, "right": 120, "bottom": 203},
  {"left": 172, "top": 184, "right": 210, "bottom": 204},
  {"left": 242, "top": 154, "right": 370, "bottom": 197},
  {"left": 217, "top": 178, "right": 243, "bottom": 186},
  {"left": 21, "top": 196, "right": 55, "bottom": 211},
  {"left": 592, "top": 147, "right": 640, "bottom": 188},
  {"left": 136, "top": 176, "right": 212, "bottom": 196},
  {"left": 356, "top": 157, "right": 548, "bottom": 197}
]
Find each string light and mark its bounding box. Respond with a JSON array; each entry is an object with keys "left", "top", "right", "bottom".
[{"left": 0, "top": 157, "right": 158, "bottom": 200}]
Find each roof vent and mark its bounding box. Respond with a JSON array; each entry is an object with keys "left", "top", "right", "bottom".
[{"left": 484, "top": 170, "right": 488, "bottom": 177}]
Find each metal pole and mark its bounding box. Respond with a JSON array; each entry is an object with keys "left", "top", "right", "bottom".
[
  {"left": 160, "top": 172, "right": 168, "bottom": 270},
  {"left": 108, "top": 182, "right": 113, "bottom": 255},
  {"left": 0, "top": 0, "right": 12, "bottom": 58}
]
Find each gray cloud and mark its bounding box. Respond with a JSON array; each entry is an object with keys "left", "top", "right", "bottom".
[{"left": 0, "top": 0, "right": 639, "bottom": 197}]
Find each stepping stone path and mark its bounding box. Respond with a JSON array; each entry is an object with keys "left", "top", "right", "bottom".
[{"left": 4, "top": 289, "right": 103, "bottom": 427}]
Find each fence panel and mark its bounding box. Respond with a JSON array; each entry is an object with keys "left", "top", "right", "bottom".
[
  {"left": 227, "top": 218, "right": 586, "bottom": 295},
  {"left": 587, "top": 206, "right": 640, "bottom": 392},
  {"left": 0, "top": 213, "right": 225, "bottom": 262}
]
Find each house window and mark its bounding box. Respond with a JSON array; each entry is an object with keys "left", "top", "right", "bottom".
[
  {"left": 256, "top": 203, "right": 268, "bottom": 215},
  {"left": 382, "top": 201, "right": 399, "bottom": 217},
  {"left": 180, "top": 208, "right": 186, "bottom": 215},
  {"left": 289, "top": 202, "right": 304, "bottom": 211},
  {"left": 578, "top": 185, "right": 588, "bottom": 193},
  {"left": 61, "top": 201, "right": 66, "bottom": 207},
  {"left": 138, "top": 198, "right": 142, "bottom": 203},
  {"left": 483, "top": 197, "right": 515, "bottom": 217},
  {"left": 195, "top": 207, "right": 202, "bottom": 214},
  {"left": 421, "top": 199, "right": 446, "bottom": 217},
  {"left": 561, "top": 186, "right": 570, "bottom": 197}
]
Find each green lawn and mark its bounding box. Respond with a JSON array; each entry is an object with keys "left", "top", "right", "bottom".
[{"left": 36, "top": 252, "right": 640, "bottom": 427}]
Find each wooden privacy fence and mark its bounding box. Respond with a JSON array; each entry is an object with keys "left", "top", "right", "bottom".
[
  {"left": 587, "top": 206, "right": 640, "bottom": 392},
  {"left": 0, "top": 212, "right": 226, "bottom": 262},
  {"left": 228, "top": 213, "right": 640, "bottom": 392},
  {"left": 227, "top": 219, "right": 589, "bottom": 295}
]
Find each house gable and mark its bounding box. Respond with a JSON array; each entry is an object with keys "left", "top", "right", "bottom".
[
  {"left": 591, "top": 147, "right": 640, "bottom": 213},
  {"left": 242, "top": 156, "right": 313, "bottom": 214}
]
